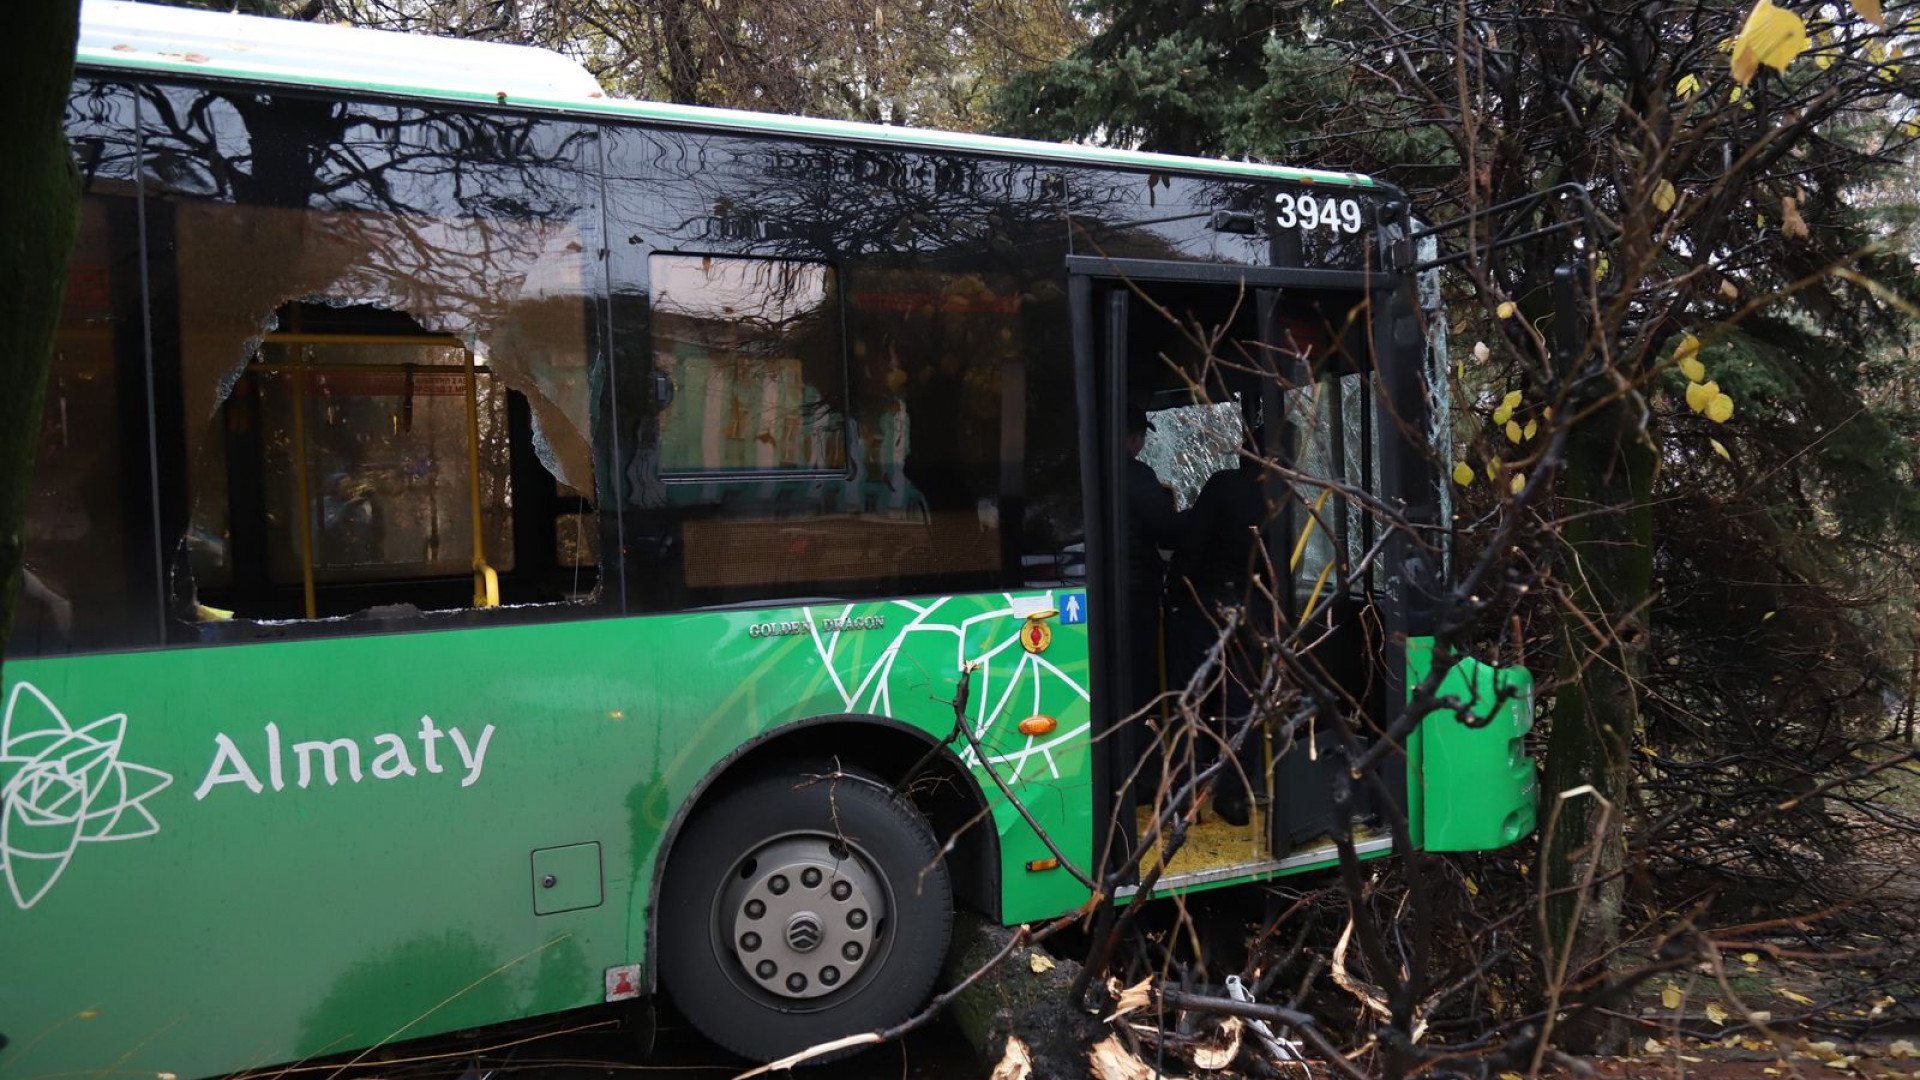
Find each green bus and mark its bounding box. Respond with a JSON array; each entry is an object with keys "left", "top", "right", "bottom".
[{"left": 0, "top": 2, "right": 1536, "bottom": 1075}]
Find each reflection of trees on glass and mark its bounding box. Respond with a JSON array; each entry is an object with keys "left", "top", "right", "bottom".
[
  {"left": 136, "top": 83, "right": 605, "bottom": 623},
  {"left": 610, "top": 134, "right": 1088, "bottom": 590},
  {"left": 13, "top": 82, "right": 151, "bottom": 654}
]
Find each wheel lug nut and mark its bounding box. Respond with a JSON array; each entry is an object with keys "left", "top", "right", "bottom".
[
  {"left": 768, "top": 874, "right": 788, "bottom": 895},
  {"left": 821, "top": 966, "right": 841, "bottom": 986},
  {"left": 801, "top": 867, "right": 822, "bottom": 888},
  {"left": 847, "top": 908, "right": 867, "bottom": 929},
  {"left": 842, "top": 941, "right": 863, "bottom": 961},
  {"left": 786, "top": 972, "right": 807, "bottom": 993},
  {"left": 740, "top": 932, "right": 761, "bottom": 952},
  {"left": 756, "top": 959, "right": 776, "bottom": 979},
  {"left": 745, "top": 899, "right": 765, "bottom": 919},
  {"left": 831, "top": 881, "right": 852, "bottom": 901}
]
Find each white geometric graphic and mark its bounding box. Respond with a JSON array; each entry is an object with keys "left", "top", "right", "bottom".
[
  {"left": 1, "top": 681, "right": 173, "bottom": 910},
  {"left": 804, "top": 594, "right": 1093, "bottom": 786}
]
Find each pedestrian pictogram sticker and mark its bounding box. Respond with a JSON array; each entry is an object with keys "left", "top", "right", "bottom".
[{"left": 1060, "top": 593, "right": 1087, "bottom": 625}]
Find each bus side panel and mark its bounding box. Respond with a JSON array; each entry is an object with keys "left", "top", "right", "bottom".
[
  {"left": 0, "top": 595, "right": 1090, "bottom": 1079},
  {"left": 1406, "top": 636, "right": 1539, "bottom": 852}
]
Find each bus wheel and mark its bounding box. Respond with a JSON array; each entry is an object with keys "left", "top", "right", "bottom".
[{"left": 658, "top": 767, "right": 954, "bottom": 1063}]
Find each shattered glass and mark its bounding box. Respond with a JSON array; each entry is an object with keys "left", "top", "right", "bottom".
[{"left": 1140, "top": 399, "right": 1244, "bottom": 511}]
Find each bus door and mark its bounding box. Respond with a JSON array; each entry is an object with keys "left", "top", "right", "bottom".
[
  {"left": 1265, "top": 296, "right": 1387, "bottom": 852},
  {"left": 1074, "top": 272, "right": 1285, "bottom": 886},
  {"left": 1074, "top": 270, "right": 1392, "bottom": 889}
]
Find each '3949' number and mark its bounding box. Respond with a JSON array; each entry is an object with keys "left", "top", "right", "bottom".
[{"left": 1274, "top": 192, "right": 1364, "bottom": 235}]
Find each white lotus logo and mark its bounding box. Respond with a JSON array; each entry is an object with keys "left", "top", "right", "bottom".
[{"left": 1, "top": 681, "right": 173, "bottom": 910}]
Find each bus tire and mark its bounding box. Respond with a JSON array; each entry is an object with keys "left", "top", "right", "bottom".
[{"left": 658, "top": 766, "right": 954, "bottom": 1063}]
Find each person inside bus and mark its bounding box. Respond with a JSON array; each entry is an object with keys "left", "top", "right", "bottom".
[{"left": 1164, "top": 410, "right": 1272, "bottom": 827}]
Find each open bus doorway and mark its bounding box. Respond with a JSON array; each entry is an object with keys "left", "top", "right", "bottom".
[{"left": 1075, "top": 273, "right": 1393, "bottom": 893}]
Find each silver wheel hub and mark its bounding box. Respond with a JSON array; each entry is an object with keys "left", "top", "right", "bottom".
[{"left": 726, "top": 837, "right": 883, "bottom": 1001}]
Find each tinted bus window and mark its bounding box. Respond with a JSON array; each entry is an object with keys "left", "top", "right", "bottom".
[
  {"left": 13, "top": 81, "right": 156, "bottom": 658},
  {"left": 607, "top": 130, "right": 1078, "bottom": 608},
  {"left": 137, "top": 85, "right": 611, "bottom": 628}
]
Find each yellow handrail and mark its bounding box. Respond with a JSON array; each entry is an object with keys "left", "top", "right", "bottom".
[
  {"left": 1288, "top": 488, "right": 1333, "bottom": 574},
  {"left": 463, "top": 345, "right": 498, "bottom": 609},
  {"left": 262, "top": 331, "right": 465, "bottom": 347},
  {"left": 251, "top": 360, "right": 490, "bottom": 377},
  {"left": 289, "top": 355, "right": 318, "bottom": 619}
]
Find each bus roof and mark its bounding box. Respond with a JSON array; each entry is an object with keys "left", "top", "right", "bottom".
[{"left": 77, "top": 0, "right": 1377, "bottom": 190}]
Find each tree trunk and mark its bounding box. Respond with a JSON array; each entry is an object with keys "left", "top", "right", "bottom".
[
  {"left": 1539, "top": 398, "right": 1654, "bottom": 1055},
  {"left": 0, "top": 0, "right": 83, "bottom": 674},
  {"left": 942, "top": 913, "right": 1103, "bottom": 1078}
]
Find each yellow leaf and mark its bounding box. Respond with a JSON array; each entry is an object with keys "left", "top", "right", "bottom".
[
  {"left": 1524, "top": 418, "right": 1539, "bottom": 440},
  {"left": 1493, "top": 404, "right": 1514, "bottom": 426},
  {"left": 1654, "top": 178, "right": 1678, "bottom": 212},
  {"left": 1711, "top": 437, "right": 1731, "bottom": 460},
  {"left": 1778, "top": 988, "right": 1815, "bottom": 1006},
  {"left": 1676, "top": 73, "right": 1702, "bottom": 96},
  {"left": 1502, "top": 389, "right": 1523, "bottom": 410},
  {"left": 1596, "top": 255, "right": 1611, "bottom": 279},
  {"left": 1686, "top": 381, "right": 1712, "bottom": 413},
  {"left": 1509, "top": 472, "right": 1526, "bottom": 496},
  {"left": 1762, "top": 610, "right": 1776, "bottom": 620},
  {"left": 1782, "top": 196, "right": 1808, "bottom": 238},
  {"left": 1464, "top": 875, "right": 1480, "bottom": 895},
  {"left": 1731, "top": 0, "right": 1811, "bottom": 85},
  {"left": 1452, "top": 461, "right": 1476, "bottom": 487},
  {"left": 1707, "top": 1001, "right": 1731, "bottom": 1023},
  {"left": 1663, "top": 984, "right": 1684, "bottom": 1009},
  {"left": 1681, "top": 355, "right": 1707, "bottom": 382},
  {"left": 1852, "top": 0, "right": 1885, "bottom": 25},
  {"left": 1506, "top": 420, "right": 1523, "bottom": 444},
  {"left": 1905, "top": 120, "right": 1920, "bottom": 138},
  {"left": 1497, "top": 300, "right": 1517, "bottom": 319},
  {"left": 1029, "top": 951, "right": 1056, "bottom": 973},
  {"left": 1708, "top": 393, "right": 1735, "bottom": 423},
  {"left": 1816, "top": 52, "right": 1834, "bottom": 70}
]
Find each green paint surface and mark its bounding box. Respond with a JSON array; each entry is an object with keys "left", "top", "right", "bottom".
[
  {"left": 1, "top": 613, "right": 1535, "bottom": 1078},
  {"left": 1407, "top": 637, "right": 1540, "bottom": 852},
  {"left": 0, "top": 592, "right": 1091, "bottom": 1079}
]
